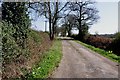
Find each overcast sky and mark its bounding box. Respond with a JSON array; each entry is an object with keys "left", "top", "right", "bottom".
[
  {"left": 89, "top": 2, "right": 118, "bottom": 34},
  {"left": 31, "top": 1, "right": 119, "bottom": 34}
]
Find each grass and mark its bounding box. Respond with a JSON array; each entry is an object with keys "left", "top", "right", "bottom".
[
  {"left": 75, "top": 40, "right": 120, "bottom": 63},
  {"left": 28, "top": 39, "right": 62, "bottom": 79}
]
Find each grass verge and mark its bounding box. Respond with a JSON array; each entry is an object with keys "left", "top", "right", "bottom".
[
  {"left": 75, "top": 40, "right": 120, "bottom": 63},
  {"left": 28, "top": 39, "right": 62, "bottom": 78}
]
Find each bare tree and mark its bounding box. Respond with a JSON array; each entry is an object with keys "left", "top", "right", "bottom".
[
  {"left": 61, "top": 14, "right": 77, "bottom": 36},
  {"left": 67, "top": 0, "right": 99, "bottom": 40},
  {"left": 28, "top": 0, "right": 99, "bottom": 40},
  {"left": 29, "top": 2, "right": 68, "bottom": 40}
]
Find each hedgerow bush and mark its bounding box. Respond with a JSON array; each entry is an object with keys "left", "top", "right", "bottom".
[
  {"left": 1, "top": 21, "right": 29, "bottom": 63},
  {"left": 0, "top": 22, "right": 2, "bottom": 64},
  {"left": 73, "top": 34, "right": 119, "bottom": 56},
  {"left": 29, "top": 29, "right": 41, "bottom": 44},
  {"left": 2, "top": 2, "right": 30, "bottom": 49},
  {"left": 71, "top": 32, "right": 119, "bottom": 56},
  {"left": 110, "top": 32, "right": 120, "bottom": 56},
  {"left": 84, "top": 35, "right": 112, "bottom": 50},
  {"left": 2, "top": 2, "right": 31, "bottom": 62},
  {"left": 71, "top": 34, "right": 79, "bottom": 40}
]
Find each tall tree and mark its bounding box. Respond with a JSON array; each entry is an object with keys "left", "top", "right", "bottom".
[
  {"left": 61, "top": 14, "right": 77, "bottom": 36},
  {"left": 67, "top": 0, "right": 99, "bottom": 40},
  {"left": 29, "top": 2, "right": 68, "bottom": 40}
]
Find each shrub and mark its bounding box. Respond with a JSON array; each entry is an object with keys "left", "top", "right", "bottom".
[
  {"left": 29, "top": 29, "right": 41, "bottom": 44},
  {"left": 110, "top": 32, "right": 120, "bottom": 56},
  {"left": 1, "top": 21, "right": 29, "bottom": 63},
  {"left": 84, "top": 35, "right": 112, "bottom": 50},
  {"left": 72, "top": 32, "right": 120, "bottom": 56},
  {"left": 71, "top": 34, "right": 79, "bottom": 40}
]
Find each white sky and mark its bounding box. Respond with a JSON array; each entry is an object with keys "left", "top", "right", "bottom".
[
  {"left": 31, "top": 1, "right": 119, "bottom": 34},
  {"left": 89, "top": 2, "right": 118, "bottom": 34}
]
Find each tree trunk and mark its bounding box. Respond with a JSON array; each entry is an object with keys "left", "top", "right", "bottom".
[
  {"left": 68, "top": 30, "right": 71, "bottom": 37},
  {"left": 48, "top": 2, "right": 52, "bottom": 40},
  {"left": 78, "top": 21, "right": 84, "bottom": 41},
  {"left": 78, "top": 6, "right": 84, "bottom": 41},
  {"left": 51, "top": 24, "right": 54, "bottom": 40},
  {"left": 51, "top": 2, "right": 58, "bottom": 40},
  {"left": 49, "top": 19, "right": 52, "bottom": 40},
  {"left": 78, "top": 6, "right": 82, "bottom": 36}
]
